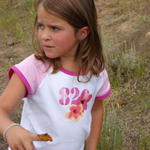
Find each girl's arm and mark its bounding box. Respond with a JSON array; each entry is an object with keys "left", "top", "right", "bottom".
[
  {"left": 0, "top": 73, "right": 26, "bottom": 131},
  {"left": 0, "top": 73, "right": 38, "bottom": 150},
  {"left": 85, "top": 100, "right": 104, "bottom": 150}
]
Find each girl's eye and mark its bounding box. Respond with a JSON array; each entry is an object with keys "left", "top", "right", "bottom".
[
  {"left": 51, "top": 26, "right": 60, "bottom": 31},
  {"left": 37, "top": 23, "right": 44, "bottom": 30}
]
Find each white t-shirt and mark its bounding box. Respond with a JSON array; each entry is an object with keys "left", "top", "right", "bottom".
[{"left": 9, "top": 54, "right": 111, "bottom": 150}]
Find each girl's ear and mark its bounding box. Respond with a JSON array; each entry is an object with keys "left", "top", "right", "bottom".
[{"left": 78, "top": 26, "right": 90, "bottom": 40}]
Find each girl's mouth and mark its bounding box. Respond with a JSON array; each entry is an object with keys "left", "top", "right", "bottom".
[{"left": 44, "top": 45, "right": 55, "bottom": 48}]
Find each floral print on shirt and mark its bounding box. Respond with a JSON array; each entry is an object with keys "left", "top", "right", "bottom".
[
  {"left": 66, "top": 104, "right": 83, "bottom": 122},
  {"left": 59, "top": 87, "right": 92, "bottom": 122}
]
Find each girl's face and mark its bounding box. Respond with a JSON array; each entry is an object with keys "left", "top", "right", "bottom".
[{"left": 36, "top": 5, "right": 82, "bottom": 62}]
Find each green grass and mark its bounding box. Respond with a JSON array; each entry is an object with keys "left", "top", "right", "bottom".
[
  {"left": 137, "top": 15, "right": 150, "bottom": 24},
  {"left": 104, "top": 40, "right": 148, "bottom": 88},
  {"left": 99, "top": 100, "right": 123, "bottom": 150},
  {"left": 0, "top": 8, "right": 19, "bottom": 34},
  {"left": 0, "top": 0, "right": 35, "bottom": 47},
  {"left": 139, "top": 136, "right": 150, "bottom": 150},
  {"left": 111, "top": 0, "right": 150, "bottom": 14}
]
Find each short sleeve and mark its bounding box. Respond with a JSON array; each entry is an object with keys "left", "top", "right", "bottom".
[
  {"left": 8, "top": 54, "right": 48, "bottom": 97},
  {"left": 95, "top": 69, "right": 112, "bottom": 100}
]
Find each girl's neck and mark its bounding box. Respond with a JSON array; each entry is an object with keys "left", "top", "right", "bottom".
[{"left": 61, "top": 58, "right": 79, "bottom": 73}]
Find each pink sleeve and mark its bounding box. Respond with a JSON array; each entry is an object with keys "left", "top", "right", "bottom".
[
  {"left": 8, "top": 54, "right": 48, "bottom": 97},
  {"left": 95, "top": 69, "right": 112, "bottom": 100}
]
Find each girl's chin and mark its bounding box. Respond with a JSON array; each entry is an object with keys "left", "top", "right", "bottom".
[{"left": 44, "top": 53, "right": 59, "bottom": 59}]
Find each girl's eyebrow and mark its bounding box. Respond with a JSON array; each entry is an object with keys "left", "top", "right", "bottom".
[
  {"left": 37, "top": 21, "right": 62, "bottom": 28},
  {"left": 37, "top": 21, "right": 42, "bottom": 24}
]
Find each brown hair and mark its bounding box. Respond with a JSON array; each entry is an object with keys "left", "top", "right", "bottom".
[{"left": 33, "top": 0, "right": 104, "bottom": 81}]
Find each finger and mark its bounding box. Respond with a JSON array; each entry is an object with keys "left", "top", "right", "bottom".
[
  {"left": 31, "top": 133, "right": 53, "bottom": 142},
  {"left": 11, "top": 145, "right": 25, "bottom": 150},
  {"left": 30, "top": 142, "right": 37, "bottom": 150},
  {"left": 17, "top": 145, "right": 25, "bottom": 150},
  {"left": 23, "top": 141, "right": 36, "bottom": 150}
]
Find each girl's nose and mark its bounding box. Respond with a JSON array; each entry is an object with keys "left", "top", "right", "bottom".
[{"left": 41, "top": 30, "right": 52, "bottom": 41}]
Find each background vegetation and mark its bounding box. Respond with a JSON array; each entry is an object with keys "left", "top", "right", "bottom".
[{"left": 0, "top": 0, "right": 150, "bottom": 150}]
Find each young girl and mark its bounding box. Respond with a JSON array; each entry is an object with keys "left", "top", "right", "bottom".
[{"left": 0, "top": 0, "right": 111, "bottom": 150}]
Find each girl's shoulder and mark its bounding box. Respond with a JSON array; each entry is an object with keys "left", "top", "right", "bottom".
[
  {"left": 95, "top": 69, "right": 112, "bottom": 101},
  {"left": 18, "top": 54, "right": 49, "bottom": 71},
  {"left": 97, "top": 69, "right": 109, "bottom": 80},
  {"left": 9, "top": 54, "right": 49, "bottom": 96}
]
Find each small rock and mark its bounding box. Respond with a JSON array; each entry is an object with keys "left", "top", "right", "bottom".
[
  {"left": 7, "top": 38, "right": 15, "bottom": 46},
  {"left": 145, "top": 32, "right": 150, "bottom": 37}
]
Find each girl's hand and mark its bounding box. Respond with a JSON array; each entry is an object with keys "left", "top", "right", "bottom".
[{"left": 5, "top": 125, "right": 39, "bottom": 150}]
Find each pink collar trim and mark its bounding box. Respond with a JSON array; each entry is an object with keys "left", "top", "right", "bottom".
[{"left": 60, "top": 67, "right": 78, "bottom": 76}]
